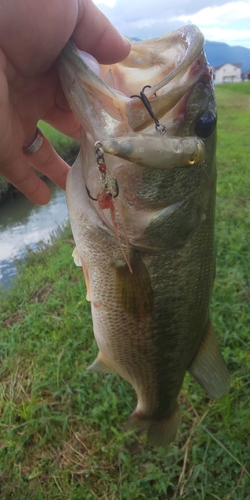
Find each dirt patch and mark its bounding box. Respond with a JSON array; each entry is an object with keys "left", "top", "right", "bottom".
[
  {"left": 31, "top": 285, "right": 54, "bottom": 303},
  {"left": 3, "top": 311, "right": 25, "bottom": 329}
]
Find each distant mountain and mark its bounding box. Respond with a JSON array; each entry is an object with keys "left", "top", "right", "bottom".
[{"left": 204, "top": 40, "right": 250, "bottom": 72}]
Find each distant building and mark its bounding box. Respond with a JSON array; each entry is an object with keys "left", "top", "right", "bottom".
[
  {"left": 212, "top": 62, "right": 242, "bottom": 84},
  {"left": 242, "top": 70, "right": 250, "bottom": 81}
]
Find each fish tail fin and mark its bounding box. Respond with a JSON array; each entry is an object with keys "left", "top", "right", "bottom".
[
  {"left": 189, "top": 321, "right": 230, "bottom": 399},
  {"left": 147, "top": 410, "right": 179, "bottom": 448},
  {"left": 129, "top": 407, "right": 179, "bottom": 448}
]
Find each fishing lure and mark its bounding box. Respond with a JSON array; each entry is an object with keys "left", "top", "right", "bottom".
[{"left": 86, "top": 142, "right": 132, "bottom": 272}]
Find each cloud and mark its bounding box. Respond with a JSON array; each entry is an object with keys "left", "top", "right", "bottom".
[
  {"left": 203, "top": 27, "right": 250, "bottom": 45},
  {"left": 173, "top": 1, "right": 250, "bottom": 26},
  {"left": 94, "top": 0, "right": 117, "bottom": 6},
  {"left": 92, "top": 0, "right": 250, "bottom": 47}
]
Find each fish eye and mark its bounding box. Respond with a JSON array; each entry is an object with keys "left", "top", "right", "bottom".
[{"left": 195, "top": 110, "right": 217, "bottom": 139}]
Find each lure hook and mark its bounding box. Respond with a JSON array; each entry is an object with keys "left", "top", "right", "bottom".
[
  {"left": 86, "top": 178, "right": 119, "bottom": 201},
  {"left": 85, "top": 185, "right": 97, "bottom": 201},
  {"left": 130, "top": 85, "right": 167, "bottom": 135}
]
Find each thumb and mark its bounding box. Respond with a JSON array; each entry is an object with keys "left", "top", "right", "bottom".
[{"left": 73, "top": 0, "right": 130, "bottom": 64}]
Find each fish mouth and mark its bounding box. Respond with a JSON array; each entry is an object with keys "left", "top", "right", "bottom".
[{"left": 57, "top": 25, "right": 212, "bottom": 140}]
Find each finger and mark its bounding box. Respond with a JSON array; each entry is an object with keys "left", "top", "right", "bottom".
[
  {"left": 1, "top": 134, "right": 71, "bottom": 205},
  {"left": 1, "top": 155, "right": 51, "bottom": 205},
  {"left": 73, "top": 0, "right": 130, "bottom": 64},
  {"left": 25, "top": 135, "right": 70, "bottom": 191},
  {"left": 43, "top": 101, "right": 82, "bottom": 141}
]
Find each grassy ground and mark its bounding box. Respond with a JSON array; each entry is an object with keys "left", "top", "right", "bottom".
[
  {"left": 0, "top": 123, "right": 78, "bottom": 203},
  {"left": 0, "top": 84, "right": 250, "bottom": 499}
]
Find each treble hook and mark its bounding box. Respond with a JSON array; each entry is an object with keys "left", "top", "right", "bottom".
[
  {"left": 85, "top": 185, "right": 97, "bottom": 201},
  {"left": 85, "top": 178, "right": 119, "bottom": 201},
  {"left": 130, "top": 85, "right": 167, "bottom": 135},
  {"left": 85, "top": 140, "right": 119, "bottom": 201}
]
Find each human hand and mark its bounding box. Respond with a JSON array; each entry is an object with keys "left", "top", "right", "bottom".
[{"left": 0, "top": 0, "right": 130, "bottom": 204}]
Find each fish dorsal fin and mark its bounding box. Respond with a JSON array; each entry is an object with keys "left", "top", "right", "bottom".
[
  {"left": 189, "top": 322, "right": 230, "bottom": 399},
  {"left": 87, "top": 353, "right": 115, "bottom": 374}
]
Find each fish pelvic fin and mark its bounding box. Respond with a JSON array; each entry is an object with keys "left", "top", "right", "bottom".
[
  {"left": 72, "top": 247, "right": 82, "bottom": 266},
  {"left": 72, "top": 247, "right": 91, "bottom": 301},
  {"left": 129, "top": 406, "right": 179, "bottom": 448},
  {"left": 189, "top": 321, "right": 230, "bottom": 399},
  {"left": 87, "top": 352, "right": 116, "bottom": 374},
  {"left": 115, "top": 252, "right": 153, "bottom": 316}
]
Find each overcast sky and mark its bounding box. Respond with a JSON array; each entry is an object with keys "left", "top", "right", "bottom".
[{"left": 93, "top": 0, "right": 250, "bottom": 48}]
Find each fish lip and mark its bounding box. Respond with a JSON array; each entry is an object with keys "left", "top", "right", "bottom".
[
  {"left": 57, "top": 25, "right": 211, "bottom": 138},
  {"left": 138, "top": 25, "right": 205, "bottom": 98},
  {"left": 58, "top": 24, "right": 205, "bottom": 97}
]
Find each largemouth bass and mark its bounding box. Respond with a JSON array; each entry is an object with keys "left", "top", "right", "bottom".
[{"left": 58, "top": 25, "right": 230, "bottom": 447}]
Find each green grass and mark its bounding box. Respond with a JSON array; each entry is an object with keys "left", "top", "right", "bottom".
[
  {"left": 217, "top": 81, "right": 250, "bottom": 95},
  {"left": 0, "top": 86, "right": 250, "bottom": 499}
]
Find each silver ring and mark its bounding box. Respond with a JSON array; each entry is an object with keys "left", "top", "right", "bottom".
[{"left": 22, "top": 127, "right": 44, "bottom": 156}]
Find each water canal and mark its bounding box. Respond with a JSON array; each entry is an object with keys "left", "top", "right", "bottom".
[{"left": 0, "top": 180, "right": 68, "bottom": 288}]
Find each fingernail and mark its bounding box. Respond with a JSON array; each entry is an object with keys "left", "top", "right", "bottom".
[{"left": 123, "top": 36, "right": 131, "bottom": 48}]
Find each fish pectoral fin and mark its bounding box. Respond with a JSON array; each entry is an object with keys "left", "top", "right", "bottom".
[
  {"left": 132, "top": 197, "right": 202, "bottom": 250},
  {"left": 115, "top": 252, "right": 153, "bottom": 316},
  {"left": 189, "top": 321, "right": 230, "bottom": 399},
  {"left": 129, "top": 406, "right": 179, "bottom": 448},
  {"left": 87, "top": 353, "right": 115, "bottom": 374}
]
